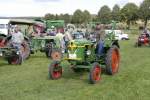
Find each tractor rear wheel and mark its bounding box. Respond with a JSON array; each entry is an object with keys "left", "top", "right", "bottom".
[
  {"left": 89, "top": 63, "right": 102, "bottom": 84},
  {"left": 21, "top": 40, "right": 30, "bottom": 60},
  {"left": 105, "top": 45, "right": 120, "bottom": 75},
  {"left": 0, "top": 35, "right": 6, "bottom": 47},
  {"left": 45, "top": 49, "right": 52, "bottom": 57},
  {"left": 51, "top": 49, "right": 62, "bottom": 60},
  {"left": 48, "top": 61, "right": 62, "bottom": 80},
  {"left": 45, "top": 43, "right": 52, "bottom": 57}
]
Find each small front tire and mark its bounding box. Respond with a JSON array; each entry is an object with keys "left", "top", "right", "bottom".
[
  {"left": 89, "top": 63, "right": 102, "bottom": 84},
  {"left": 48, "top": 61, "right": 62, "bottom": 80}
]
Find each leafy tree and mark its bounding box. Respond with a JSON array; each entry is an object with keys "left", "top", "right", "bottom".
[
  {"left": 121, "top": 3, "right": 138, "bottom": 28},
  {"left": 44, "top": 13, "right": 55, "bottom": 20},
  {"left": 83, "top": 10, "right": 92, "bottom": 24},
  {"left": 139, "top": 0, "right": 150, "bottom": 27},
  {"left": 71, "top": 9, "right": 84, "bottom": 24},
  {"left": 59, "top": 14, "right": 71, "bottom": 23},
  {"left": 112, "top": 4, "right": 120, "bottom": 21},
  {"left": 98, "top": 5, "right": 111, "bottom": 24}
]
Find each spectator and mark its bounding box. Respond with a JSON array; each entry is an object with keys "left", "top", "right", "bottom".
[{"left": 56, "top": 29, "right": 65, "bottom": 53}]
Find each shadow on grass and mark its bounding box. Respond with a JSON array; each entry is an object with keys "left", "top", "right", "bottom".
[
  {"left": 47, "top": 63, "right": 108, "bottom": 84},
  {"left": 63, "top": 67, "right": 108, "bottom": 84},
  {"left": 0, "top": 62, "right": 9, "bottom": 67},
  {"left": 30, "top": 55, "right": 48, "bottom": 58}
]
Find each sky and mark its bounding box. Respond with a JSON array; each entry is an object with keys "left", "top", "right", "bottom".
[{"left": 0, "top": 0, "right": 144, "bottom": 17}]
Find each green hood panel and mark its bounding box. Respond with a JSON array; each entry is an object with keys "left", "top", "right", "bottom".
[{"left": 70, "top": 39, "right": 92, "bottom": 46}]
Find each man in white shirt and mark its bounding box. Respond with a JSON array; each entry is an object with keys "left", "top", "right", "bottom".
[
  {"left": 11, "top": 25, "right": 24, "bottom": 54},
  {"left": 56, "top": 29, "right": 65, "bottom": 53}
]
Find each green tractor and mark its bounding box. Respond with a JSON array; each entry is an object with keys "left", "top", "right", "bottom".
[
  {"left": 30, "top": 36, "right": 63, "bottom": 60},
  {"left": 29, "top": 20, "right": 65, "bottom": 60},
  {"left": 48, "top": 21, "right": 120, "bottom": 84}
]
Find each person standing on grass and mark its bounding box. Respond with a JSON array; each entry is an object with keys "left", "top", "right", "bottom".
[{"left": 56, "top": 29, "right": 65, "bottom": 53}]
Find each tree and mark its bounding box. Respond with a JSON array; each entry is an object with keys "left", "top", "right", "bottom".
[
  {"left": 112, "top": 4, "right": 120, "bottom": 21},
  {"left": 98, "top": 5, "right": 111, "bottom": 24},
  {"left": 71, "top": 9, "right": 84, "bottom": 24},
  {"left": 83, "top": 10, "right": 92, "bottom": 24},
  {"left": 121, "top": 3, "right": 138, "bottom": 28},
  {"left": 58, "top": 14, "right": 71, "bottom": 23},
  {"left": 62, "top": 14, "right": 71, "bottom": 23},
  {"left": 139, "top": 0, "right": 150, "bottom": 27},
  {"left": 44, "top": 13, "right": 55, "bottom": 20}
]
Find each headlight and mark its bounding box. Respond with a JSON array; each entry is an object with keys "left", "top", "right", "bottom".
[
  {"left": 16, "top": 51, "right": 20, "bottom": 55},
  {"left": 86, "top": 50, "right": 91, "bottom": 55},
  {"left": 62, "top": 49, "right": 65, "bottom": 53}
]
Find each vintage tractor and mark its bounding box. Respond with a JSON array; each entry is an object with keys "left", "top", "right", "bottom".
[
  {"left": 0, "top": 19, "right": 32, "bottom": 64},
  {"left": 135, "top": 32, "right": 150, "bottom": 47},
  {"left": 29, "top": 20, "right": 64, "bottom": 60},
  {"left": 48, "top": 22, "right": 120, "bottom": 84},
  {"left": 30, "top": 36, "right": 63, "bottom": 60},
  {"left": 0, "top": 41, "right": 23, "bottom": 65}
]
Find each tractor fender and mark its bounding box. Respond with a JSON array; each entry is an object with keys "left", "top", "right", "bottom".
[
  {"left": 0, "top": 34, "right": 7, "bottom": 38},
  {"left": 111, "top": 40, "right": 120, "bottom": 48},
  {"left": 24, "top": 36, "right": 29, "bottom": 42},
  {"left": 5, "top": 35, "right": 12, "bottom": 41}
]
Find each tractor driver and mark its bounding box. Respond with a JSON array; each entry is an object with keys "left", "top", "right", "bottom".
[
  {"left": 11, "top": 25, "right": 24, "bottom": 55},
  {"left": 143, "top": 28, "right": 150, "bottom": 37},
  {"left": 47, "top": 26, "right": 57, "bottom": 36}
]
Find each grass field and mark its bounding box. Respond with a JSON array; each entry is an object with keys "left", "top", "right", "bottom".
[{"left": 0, "top": 34, "right": 150, "bottom": 100}]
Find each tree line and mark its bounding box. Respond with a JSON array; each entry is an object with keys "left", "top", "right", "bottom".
[{"left": 44, "top": 0, "right": 150, "bottom": 28}]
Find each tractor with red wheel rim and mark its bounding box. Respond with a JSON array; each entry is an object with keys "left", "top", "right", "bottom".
[
  {"left": 48, "top": 21, "right": 120, "bottom": 84},
  {"left": 135, "top": 32, "right": 150, "bottom": 47},
  {"left": 0, "top": 19, "right": 32, "bottom": 65}
]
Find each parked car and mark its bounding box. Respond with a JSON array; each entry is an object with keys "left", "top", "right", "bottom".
[{"left": 105, "top": 30, "right": 129, "bottom": 40}]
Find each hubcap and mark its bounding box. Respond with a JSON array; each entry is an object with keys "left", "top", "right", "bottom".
[
  {"left": 52, "top": 63, "right": 62, "bottom": 78},
  {"left": 93, "top": 65, "right": 101, "bottom": 81}
]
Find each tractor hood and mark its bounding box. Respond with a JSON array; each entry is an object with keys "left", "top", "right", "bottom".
[{"left": 69, "top": 39, "right": 92, "bottom": 47}]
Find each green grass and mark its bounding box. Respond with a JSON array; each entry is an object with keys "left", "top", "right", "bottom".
[{"left": 0, "top": 34, "right": 150, "bottom": 100}]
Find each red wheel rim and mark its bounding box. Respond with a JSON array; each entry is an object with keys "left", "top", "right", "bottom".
[
  {"left": 0, "top": 39, "right": 5, "bottom": 47},
  {"left": 93, "top": 65, "right": 101, "bottom": 81},
  {"left": 51, "top": 52, "right": 61, "bottom": 60},
  {"left": 111, "top": 49, "right": 119, "bottom": 73},
  {"left": 52, "top": 63, "right": 62, "bottom": 78}
]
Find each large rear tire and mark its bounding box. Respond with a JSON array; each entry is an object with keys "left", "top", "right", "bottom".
[
  {"left": 0, "top": 35, "right": 6, "bottom": 47},
  {"left": 45, "top": 43, "right": 53, "bottom": 57},
  {"left": 89, "top": 63, "right": 102, "bottom": 84},
  {"left": 105, "top": 45, "right": 120, "bottom": 75},
  {"left": 21, "top": 40, "right": 30, "bottom": 60},
  {"left": 48, "top": 61, "right": 62, "bottom": 80}
]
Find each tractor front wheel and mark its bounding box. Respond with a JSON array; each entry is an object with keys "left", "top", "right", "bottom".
[
  {"left": 51, "top": 49, "right": 62, "bottom": 60},
  {"left": 89, "top": 63, "right": 102, "bottom": 84},
  {"left": 49, "top": 61, "right": 62, "bottom": 80},
  {"left": 106, "top": 45, "right": 120, "bottom": 75},
  {"left": 8, "top": 54, "right": 22, "bottom": 65}
]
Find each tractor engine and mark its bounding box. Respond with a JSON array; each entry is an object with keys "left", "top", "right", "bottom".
[{"left": 67, "top": 39, "right": 95, "bottom": 65}]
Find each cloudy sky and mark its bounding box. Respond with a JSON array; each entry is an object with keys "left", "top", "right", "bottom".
[{"left": 0, "top": 0, "right": 143, "bottom": 17}]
